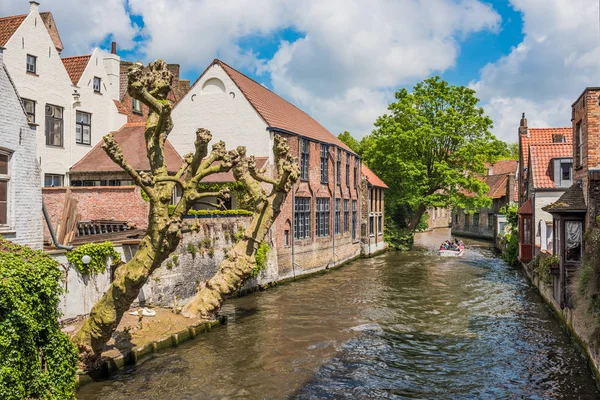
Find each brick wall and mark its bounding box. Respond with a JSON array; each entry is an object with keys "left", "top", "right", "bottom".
[
  {"left": 275, "top": 134, "right": 362, "bottom": 276},
  {"left": 42, "top": 186, "right": 149, "bottom": 240},
  {"left": 427, "top": 207, "right": 451, "bottom": 229}
]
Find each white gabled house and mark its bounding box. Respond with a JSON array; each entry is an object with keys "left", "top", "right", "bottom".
[
  {"left": 0, "top": 1, "right": 126, "bottom": 186},
  {"left": 0, "top": 46, "right": 43, "bottom": 248}
]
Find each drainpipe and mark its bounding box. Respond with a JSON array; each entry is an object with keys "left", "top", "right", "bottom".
[{"left": 42, "top": 200, "right": 73, "bottom": 251}]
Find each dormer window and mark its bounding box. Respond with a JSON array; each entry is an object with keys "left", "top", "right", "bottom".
[
  {"left": 93, "top": 77, "right": 101, "bottom": 93},
  {"left": 553, "top": 158, "right": 573, "bottom": 187},
  {"left": 26, "top": 54, "right": 36, "bottom": 74},
  {"left": 552, "top": 134, "right": 566, "bottom": 143}
]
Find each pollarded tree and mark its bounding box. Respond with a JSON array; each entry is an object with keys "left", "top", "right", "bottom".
[
  {"left": 73, "top": 60, "right": 299, "bottom": 359},
  {"left": 361, "top": 76, "right": 505, "bottom": 230}
]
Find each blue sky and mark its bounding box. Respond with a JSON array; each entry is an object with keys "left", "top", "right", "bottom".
[{"left": 2, "top": 0, "right": 598, "bottom": 143}]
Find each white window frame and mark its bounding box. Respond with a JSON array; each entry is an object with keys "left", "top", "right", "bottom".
[
  {"left": 26, "top": 54, "right": 36, "bottom": 74},
  {"left": 93, "top": 77, "right": 102, "bottom": 93},
  {"left": 76, "top": 111, "right": 92, "bottom": 145},
  {"left": 0, "top": 150, "right": 11, "bottom": 229}
]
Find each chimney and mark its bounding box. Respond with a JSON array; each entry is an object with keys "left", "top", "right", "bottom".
[
  {"left": 29, "top": 1, "right": 40, "bottom": 12},
  {"left": 102, "top": 44, "right": 121, "bottom": 101},
  {"left": 519, "top": 112, "right": 528, "bottom": 137}
]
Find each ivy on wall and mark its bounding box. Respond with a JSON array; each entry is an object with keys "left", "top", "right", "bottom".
[
  {"left": 167, "top": 206, "right": 253, "bottom": 217},
  {"left": 250, "top": 242, "right": 270, "bottom": 278},
  {"left": 66, "top": 241, "right": 120, "bottom": 276},
  {"left": 0, "top": 238, "right": 78, "bottom": 399}
]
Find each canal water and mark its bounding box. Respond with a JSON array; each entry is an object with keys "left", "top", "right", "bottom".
[{"left": 78, "top": 229, "right": 600, "bottom": 399}]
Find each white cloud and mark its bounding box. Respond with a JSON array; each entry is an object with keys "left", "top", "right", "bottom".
[
  {"left": 125, "top": 0, "right": 500, "bottom": 138},
  {"left": 470, "top": 0, "right": 600, "bottom": 143},
  {"left": 0, "top": 0, "right": 138, "bottom": 55}
]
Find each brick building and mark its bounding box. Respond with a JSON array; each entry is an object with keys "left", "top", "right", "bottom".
[
  {"left": 169, "top": 59, "right": 387, "bottom": 277},
  {"left": 452, "top": 160, "right": 517, "bottom": 243},
  {"left": 361, "top": 164, "right": 387, "bottom": 254},
  {"left": 544, "top": 87, "right": 600, "bottom": 308},
  {"left": 515, "top": 114, "right": 572, "bottom": 262},
  {"left": 0, "top": 47, "right": 42, "bottom": 248}
]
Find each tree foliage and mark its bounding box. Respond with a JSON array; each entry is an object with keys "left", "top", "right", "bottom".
[
  {"left": 361, "top": 76, "right": 504, "bottom": 229},
  {"left": 337, "top": 131, "right": 361, "bottom": 154},
  {"left": 0, "top": 239, "right": 78, "bottom": 399}
]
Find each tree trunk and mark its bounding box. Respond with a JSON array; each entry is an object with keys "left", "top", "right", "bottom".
[
  {"left": 407, "top": 203, "right": 427, "bottom": 231},
  {"left": 73, "top": 204, "right": 180, "bottom": 358},
  {"left": 182, "top": 193, "right": 279, "bottom": 320}
]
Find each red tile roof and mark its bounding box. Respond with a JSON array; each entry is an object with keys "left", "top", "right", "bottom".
[
  {"left": 487, "top": 159, "right": 517, "bottom": 176},
  {"left": 520, "top": 128, "right": 571, "bottom": 172},
  {"left": 518, "top": 197, "right": 533, "bottom": 215},
  {"left": 194, "top": 59, "right": 355, "bottom": 154},
  {"left": 484, "top": 174, "right": 509, "bottom": 199},
  {"left": 0, "top": 12, "right": 62, "bottom": 50},
  {"left": 529, "top": 143, "right": 573, "bottom": 189},
  {"left": 71, "top": 123, "right": 183, "bottom": 173},
  {"left": 61, "top": 55, "right": 91, "bottom": 85},
  {"left": 361, "top": 163, "right": 388, "bottom": 189},
  {"left": 0, "top": 14, "right": 26, "bottom": 47}
]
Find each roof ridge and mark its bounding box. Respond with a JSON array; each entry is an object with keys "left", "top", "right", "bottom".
[
  {"left": 529, "top": 127, "right": 571, "bottom": 130},
  {"left": 0, "top": 14, "right": 27, "bottom": 21},
  {"left": 61, "top": 54, "right": 92, "bottom": 60}
]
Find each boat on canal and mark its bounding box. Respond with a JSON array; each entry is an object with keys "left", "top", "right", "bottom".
[{"left": 439, "top": 239, "right": 465, "bottom": 257}]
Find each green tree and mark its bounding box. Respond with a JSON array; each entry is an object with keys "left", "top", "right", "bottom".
[
  {"left": 337, "top": 131, "right": 361, "bottom": 154},
  {"left": 362, "top": 76, "right": 503, "bottom": 230}
]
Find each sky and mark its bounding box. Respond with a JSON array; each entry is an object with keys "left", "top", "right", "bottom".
[{"left": 2, "top": 0, "right": 600, "bottom": 144}]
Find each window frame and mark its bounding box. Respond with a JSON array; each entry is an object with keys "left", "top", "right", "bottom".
[
  {"left": 22, "top": 98, "right": 36, "bottom": 123},
  {"left": 487, "top": 214, "right": 494, "bottom": 229},
  {"left": 294, "top": 197, "right": 311, "bottom": 240},
  {"left": 0, "top": 151, "right": 11, "bottom": 228},
  {"left": 336, "top": 148, "right": 341, "bottom": 186},
  {"left": 576, "top": 122, "right": 583, "bottom": 168},
  {"left": 354, "top": 159, "right": 358, "bottom": 188},
  {"left": 44, "top": 173, "right": 64, "bottom": 188},
  {"left": 300, "top": 139, "right": 309, "bottom": 181},
  {"left": 45, "top": 104, "right": 64, "bottom": 147},
  {"left": 316, "top": 198, "right": 330, "bottom": 237},
  {"left": 473, "top": 212, "right": 480, "bottom": 227},
  {"left": 93, "top": 76, "right": 102, "bottom": 93},
  {"left": 132, "top": 98, "right": 143, "bottom": 115},
  {"left": 75, "top": 111, "right": 92, "bottom": 145},
  {"left": 320, "top": 144, "right": 329, "bottom": 184},
  {"left": 26, "top": 54, "right": 37, "bottom": 74},
  {"left": 334, "top": 198, "right": 341, "bottom": 235},
  {"left": 346, "top": 153, "right": 350, "bottom": 187},
  {"left": 343, "top": 199, "right": 349, "bottom": 232},
  {"left": 378, "top": 215, "right": 383, "bottom": 235}
]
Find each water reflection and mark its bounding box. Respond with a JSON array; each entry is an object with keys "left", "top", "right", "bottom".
[{"left": 78, "top": 229, "right": 599, "bottom": 399}]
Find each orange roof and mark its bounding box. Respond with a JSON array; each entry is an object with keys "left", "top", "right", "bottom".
[
  {"left": 484, "top": 174, "right": 509, "bottom": 199},
  {"left": 61, "top": 55, "right": 91, "bottom": 85},
  {"left": 193, "top": 59, "right": 355, "bottom": 154},
  {"left": 529, "top": 143, "right": 572, "bottom": 189},
  {"left": 71, "top": 123, "right": 183, "bottom": 173},
  {"left": 518, "top": 197, "right": 533, "bottom": 215},
  {"left": 361, "top": 163, "right": 388, "bottom": 189},
  {"left": 487, "top": 159, "right": 517, "bottom": 175},
  {"left": 0, "top": 12, "right": 62, "bottom": 50},
  {"left": 520, "top": 128, "right": 571, "bottom": 172},
  {"left": 0, "top": 14, "right": 26, "bottom": 47}
]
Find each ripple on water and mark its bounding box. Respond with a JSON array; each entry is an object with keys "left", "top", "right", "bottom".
[{"left": 78, "top": 230, "right": 600, "bottom": 400}]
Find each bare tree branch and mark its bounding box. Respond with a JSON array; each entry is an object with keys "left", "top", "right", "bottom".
[{"left": 102, "top": 134, "right": 154, "bottom": 196}]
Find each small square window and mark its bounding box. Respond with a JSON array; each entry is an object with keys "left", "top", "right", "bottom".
[
  {"left": 132, "top": 98, "right": 142, "bottom": 114},
  {"left": 22, "top": 98, "right": 35, "bottom": 123},
  {"left": 44, "top": 174, "right": 64, "bottom": 187},
  {"left": 93, "top": 77, "right": 101, "bottom": 93},
  {"left": 26, "top": 54, "right": 36, "bottom": 74}
]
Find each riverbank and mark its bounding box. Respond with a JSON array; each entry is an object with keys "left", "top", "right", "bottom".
[
  {"left": 76, "top": 252, "right": 364, "bottom": 388},
  {"left": 520, "top": 260, "right": 600, "bottom": 382}
]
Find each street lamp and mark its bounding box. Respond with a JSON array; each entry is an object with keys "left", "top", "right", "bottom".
[{"left": 81, "top": 255, "right": 91, "bottom": 265}]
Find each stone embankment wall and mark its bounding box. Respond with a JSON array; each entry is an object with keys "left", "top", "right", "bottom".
[{"left": 522, "top": 263, "right": 600, "bottom": 380}]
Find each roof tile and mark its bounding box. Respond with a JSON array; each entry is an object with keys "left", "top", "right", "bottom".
[
  {"left": 0, "top": 14, "right": 26, "bottom": 47},
  {"left": 520, "top": 127, "right": 572, "bottom": 171},
  {"left": 361, "top": 163, "right": 388, "bottom": 189},
  {"left": 61, "top": 55, "right": 91, "bottom": 85},
  {"left": 70, "top": 124, "right": 183, "bottom": 173},
  {"left": 529, "top": 143, "right": 572, "bottom": 189},
  {"left": 542, "top": 184, "right": 586, "bottom": 213}
]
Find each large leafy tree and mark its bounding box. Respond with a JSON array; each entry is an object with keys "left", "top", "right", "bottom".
[
  {"left": 73, "top": 60, "right": 299, "bottom": 360},
  {"left": 362, "top": 76, "right": 504, "bottom": 230},
  {"left": 338, "top": 131, "right": 361, "bottom": 154}
]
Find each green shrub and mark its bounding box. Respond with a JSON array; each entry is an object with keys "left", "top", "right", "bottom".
[
  {"left": 66, "top": 241, "right": 120, "bottom": 276},
  {"left": 167, "top": 206, "right": 253, "bottom": 217},
  {"left": 531, "top": 254, "right": 558, "bottom": 285},
  {"left": 250, "top": 242, "right": 270, "bottom": 277},
  {"left": 0, "top": 238, "right": 78, "bottom": 399},
  {"left": 186, "top": 242, "right": 198, "bottom": 258},
  {"left": 502, "top": 233, "right": 519, "bottom": 266}
]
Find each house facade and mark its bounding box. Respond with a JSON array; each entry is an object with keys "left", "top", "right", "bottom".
[
  {"left": 0, "top": 47, "right": 42, "bottom": 248},
  {"left": 361, "top": 164, "right": 388, "bottom": 255},
  {"left": 544, "top": 87, "right": 600, "bottom": 308},
  {"left": 516, "top": 114, "right": 572, "bottom": 262},
  {"left": 169, "top": 59, "right": 385, "bottom": 278},
  {"left": 0, "top": 1, "right": 126, "bottom": 186},
  {"left": 452, "top": 160, "right": 517, "bottom": 242}
]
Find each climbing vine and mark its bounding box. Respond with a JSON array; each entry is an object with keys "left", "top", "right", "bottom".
[
  {"left": 0, "top": 238, "right": 78, "bottom": 399},
  {"left": 167, "top": 206, "right": 253, "bottom": 217},
  {"left": 66, "top": 241, "right": 120, "bottom": 276},
  {"left": 250, "top": 242, "right": 270, "bottom": 278}
]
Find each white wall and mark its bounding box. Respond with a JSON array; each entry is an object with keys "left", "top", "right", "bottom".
[
  {"left": 534, "top": 190, "right": 563, "bottom": 250},
  {"left": 2, "top": 6, "right": 125, "bottom": 185},
  {"left": 170, "top": 64, "right": 273, "bottom": 163},
  {"left": 0, "top": 50, "right": 43, "bottom": 248}
]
